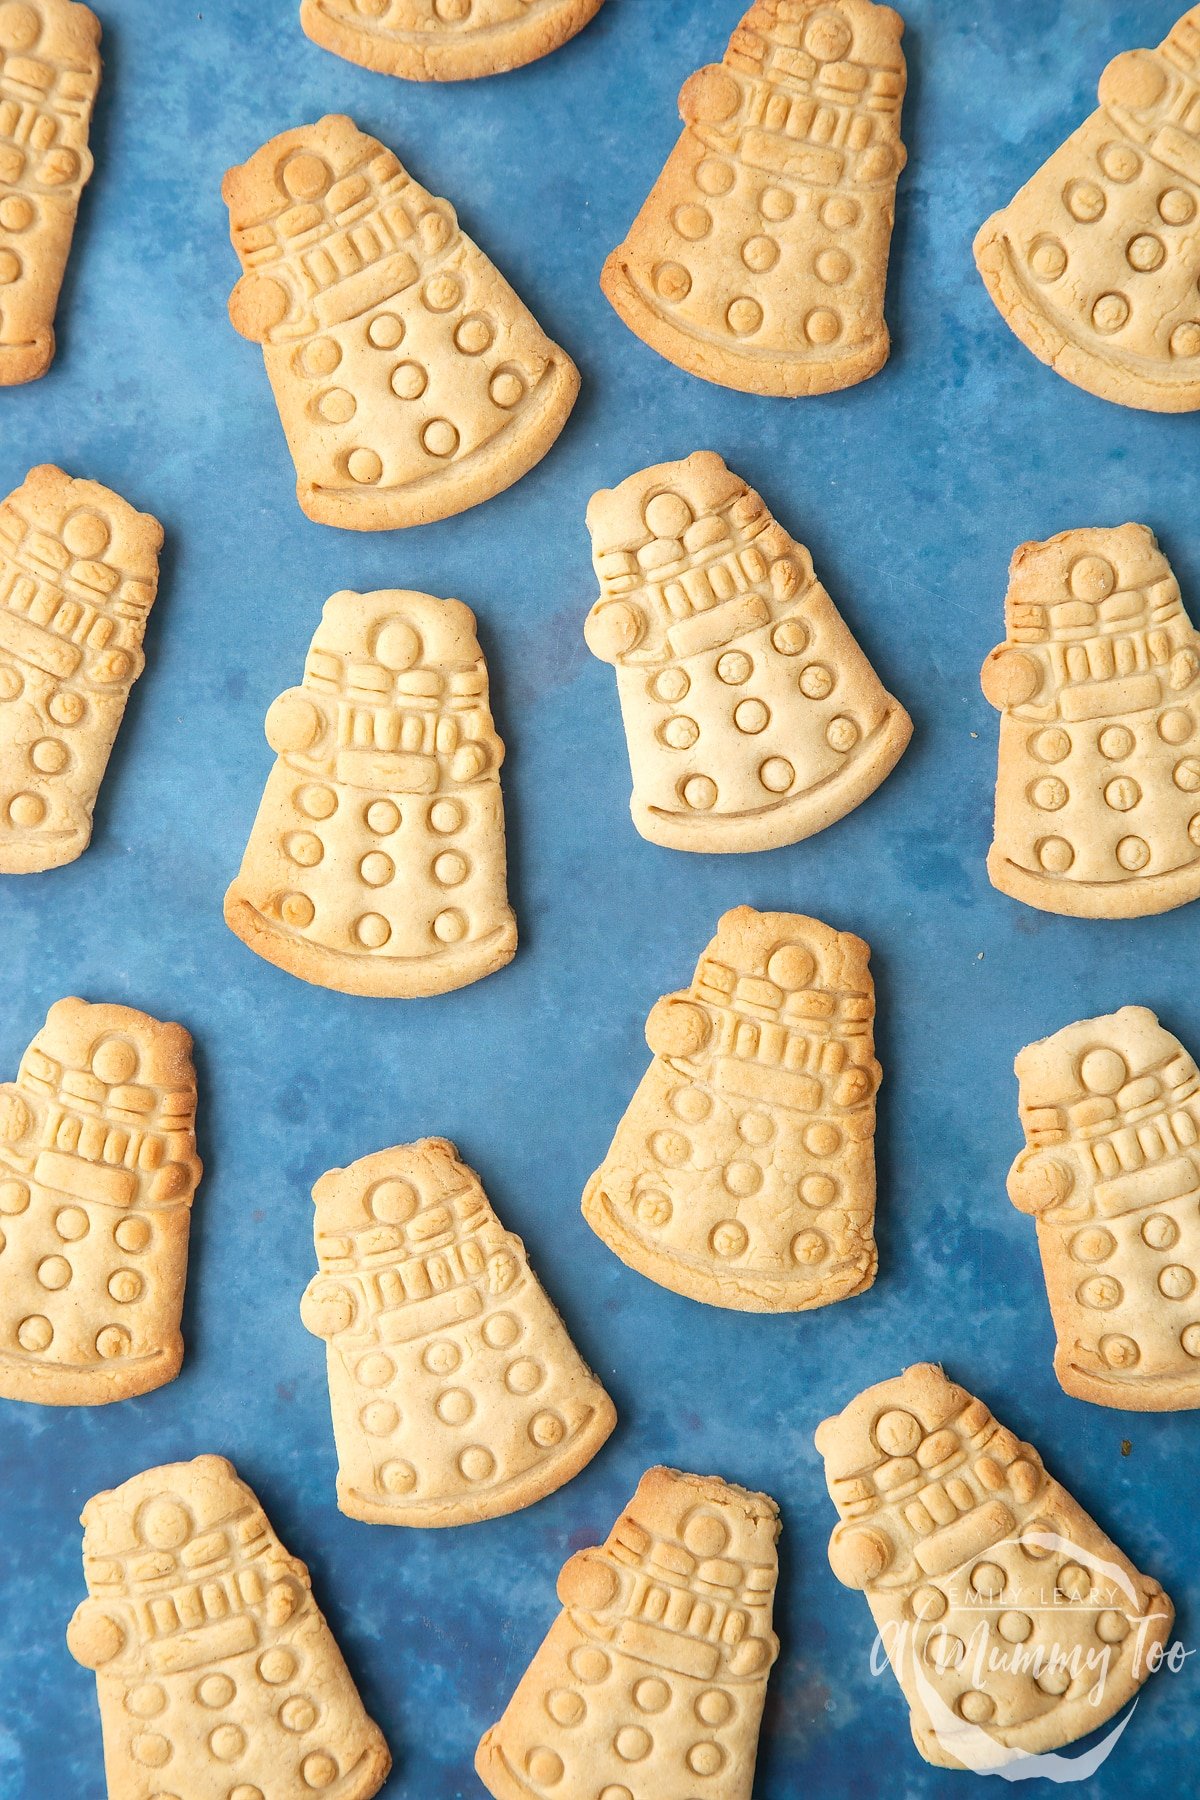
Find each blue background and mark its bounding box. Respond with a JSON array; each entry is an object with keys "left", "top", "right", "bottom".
[{"left": 1, "top": 0, "right": 1198, "bottom": 1793}]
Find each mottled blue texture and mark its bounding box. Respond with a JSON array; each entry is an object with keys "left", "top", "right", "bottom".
[{"left": 1, "top": 0, "right": 1198, "bottom": 1794}]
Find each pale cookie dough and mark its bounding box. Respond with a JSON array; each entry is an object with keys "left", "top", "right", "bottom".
[
  {"left": 300, "top": 0, "right": 606, "bottom": 82},
  {"left": 0, "top": 0, "right": 101, "bottom": 385},
  {"left": 224, "top": 114, "right": 579, "bottom": 529},
  {"left": 585, "top": 452, "right": 911, "bottom": 851},
  {"left": 0, "top": 465, "right": 163, "bottom": 873},
  {"left": 301, "top": 1138, "right": 616, "bottom": 1525},
  {"left": 476, "top": 1465, "right": 780, "bottom": 1800},
  {"left": 224, "top": 589, "right": 517, "bottom": 998},
  {"left": 816, "top": 1363, "right": 1174, "bottom": 1770},
  {"left": 1010, "top": 1006, "right": 1200, "bottom": 1411},
  {"left": 583, "top": 905, "right": 880, "bottom": 1311},
  {"left": 982, "top": 523, "right": 1200, "bottom": 918},
  {"left": 975, "top": 8, "right": 1200, "bottom": 412},
  {"left": 0, "top": 999, "right": 201, "bottom": 1406},
  {"left": 601, "top": 1, "right": 907, "bottom": 396},
  {"left": 66, "top": 1455, "right": 392, "bottom": 1800}
]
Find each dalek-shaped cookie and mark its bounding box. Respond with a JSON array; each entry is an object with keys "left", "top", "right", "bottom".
[
  {"left": 66, "top": 1455, "right": 391, "bottom": 1800},
  {"left": 0, "top": 464, "right": 163, "bottom": 873},
  {"left": 0, "top": 0, "right": 101, "bottom": 385},
  {"left": 0, "top": 999, "right": 200, "bottom": 1406},
  {"left": 584, "top": 906, "right": 880, "bottom": 1312},
  {"left": 585, "top": 453, "right": 910, "bottom": 852},
  {"left": 1009, "top": 1006, "right": 1200, "bottom": 1411},
  {"left": 982, "top": 524, "right": 1200, "bottom": 918},
  {"left": 602, "top": 1, "right": 907, "bottom": 395},
  {"left": 224, "top": 113, "right": 579, "bottom": 529},
  {"left": 816, "top": 1364, "right": 1174, "bottom": 1768},
  {"left": 975, "top": 7, "right": 1200, "bottom": 412},
  {"left": 476, "top": 1465, "right": 780, "bottom": 1800},
  {"left": 300, "top": 0, "right": 606, "bottom": 82},
  {"left": 301, "top": 1139, "right": 616, "bottom": 1526},
  {"left": 224, "top": 589, "right": 517, "bottom": 997}
]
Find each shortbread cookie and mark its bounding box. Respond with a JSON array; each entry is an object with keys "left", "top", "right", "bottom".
[
  {"left": 975, "top": 8, "right": 1200, "bottom": 412},
  {"left": 0, "top": 465, "right": 163, "bottom": 873},
  {"left": 583, "top": 906, "right": 880, "bottom": 1311},
  {"left": 476, "top": 1465, "right": 779, "bottom": 1800},
  {"left": 1010, "top": 1006, "right": 1200, "bottom": 1411},
  {"left": 982, "top": 524, "right": 1200, "bottom": 918},
  {"left": 67, "top": 1455, "right": 392, "bottom": 1800},
  {"left": 586, "top": 453, "right": 911, "bottom": 851},
  {"left": 300, "top": 0, "right": 606, "bottom": 82},
  {"left": 0, "top": 999, "right": 201, "bottom": 1406},
  {"left": 302, "top": 1138, "right": 616, "bottom": 1526},
  {"left": 0, "top": 1, "right": 101, "bottom": 385},
  {"left": 224, "top": 114, "right": 579, "bottom": 529},
  {"left": 601, "top": 2, "right": 907, "bottom": 396},
  {"left": 816, "top": 1363, "right": 1174, "bottom": 1769},
  {"left": 225, "top": 589, "right": 517, "bottom": 997}
]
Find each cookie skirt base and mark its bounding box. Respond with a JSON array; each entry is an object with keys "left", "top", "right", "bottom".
[
  {"left": 0, "top": 333, "right": 54, "bottom": 388},
  {"left": 1055, "top": 1346, "right": 1200, "bottom": 1413},
  {"left": 476, "top": 1734, "right": 556, "bottom": 1800},
  {"left": 224, "top": 891, "right": 517, "bottom": 996},
  {"left": 601, "top": 256, "right": 890, "bottom": 397},
  {"left": 0, "top": 823, "right": 90, "bottom": 874},
  {"left": 975, "top": 225, "right": 1200, "bottom": 415},
  {"left": 908, "top": 1594, "right": 1174, "bottom": 1768},
  {"left": 582, "top": 1180, "right": 878, "bottom": 1313},
  {"left": 336, "top": 1400, "right": 616, "bottom": 1527},
  {"left": 315, "top": 1740, "right": 392, "bottom": 1800},
  {"left": 0, "top": 1343, "right": 181, "bottom": 1407},
  {"left": 987, "top": 847, "right": 1200, "bottom": 920},
  {"left": 295, "top": 353, "right": 580, "bottom": 530},
  {"left": 631, "top": 702, "right": 912, "bottom": 853},
  {"left": 300, "top": 0, "right": 605, "bottom": 80}
]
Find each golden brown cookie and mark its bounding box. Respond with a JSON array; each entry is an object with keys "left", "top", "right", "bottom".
[
  {"left": 223, "top": 114, "right": 579, "bottom": 529},
  {"left": 0, "top": 465, "right": 163, "bottom": 873},
  {"left": 301, "top": 1138, "right": 616, "bottom": 1525},
  {"left": 975, "top": 8, "right": 1200, "bottom": 412},
  {"left": 1010, "top": 1006, "right": 1200, "bottom": 1411},
  {"left": 476, "top": 1465, "right": 780, "bottom": 1800},
  {"left": 224, "top": 589, "right": 517, "bottom": 998},
  {"left": 982, "top": 523, "right": 1200, "bottom": 918},
  {"left": 299, "top": 0, "right": 606, "bottom": 81},
  {"left": 816, "top": 1363, "right": 1174, "bottom": 1769},
  {"left": 585, "top": 452, "right": 911, "bottom": 850},
  {"left": 583, "top": 905, "right": 880, "bottom": 1311},
  {"left": 601, "top": 2, "right": 907, "bottom": 396},
  {"left": 66, "top": 1454, "right": 392, "bottom": 1800},
  {"left": 0, "top": 0, "right": 101, "bottom": 385},
  {"left": 0, "top": 999, "right": 200, "bottom": 1406}
]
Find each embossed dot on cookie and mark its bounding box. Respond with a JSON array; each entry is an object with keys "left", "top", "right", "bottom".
[{"left": 345, "top": 448, "right": 383, "bottom": 486}]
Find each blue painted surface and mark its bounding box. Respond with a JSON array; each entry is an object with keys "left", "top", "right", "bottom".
[{"left": 1, "top": 0, "right": 1198, "bottom": 1794}]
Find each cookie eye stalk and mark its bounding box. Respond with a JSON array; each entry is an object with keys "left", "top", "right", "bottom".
[
  {"left": 584, "top": 599, "right": 646, "bottom": 664},
  {"left": 228, "top": 272, "right": 290, "bottom": 343},
  {"left": 556, "top": 1550, "right": 619, "bottom": 1613},
  {"left": 1098, "top": 49, "right": 1168, "bottom": 114},
  {"left": 1168, "top": 646, "right": 1199, "bottom": 692},
  {"left": 827, "top": 1523, "right": 893, "bottom": 1590},
  {"left": 678, "top": 64, "right": 741, "bottom": 127},
  {"left": 645, "top": 996, "right": 711, "bottom": 1060},
  {"left": 66, "top": 1601, "right": 126, "bottom": 1670},
  {"left": 300, "top": 1279, "right": 357, "bottom": 1340},
  {"left": 0, "top": 1086, "right": 32, "bottom": 1144},
  {"left": 980, "top": 646, "right": 1042, "bottom": 710},
  {"left": 265, "top": 690, "right": 325, "bottom": 755},
  {"left": 1007, "top": 1149, "right": 1074, "bottom": 1215}
]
